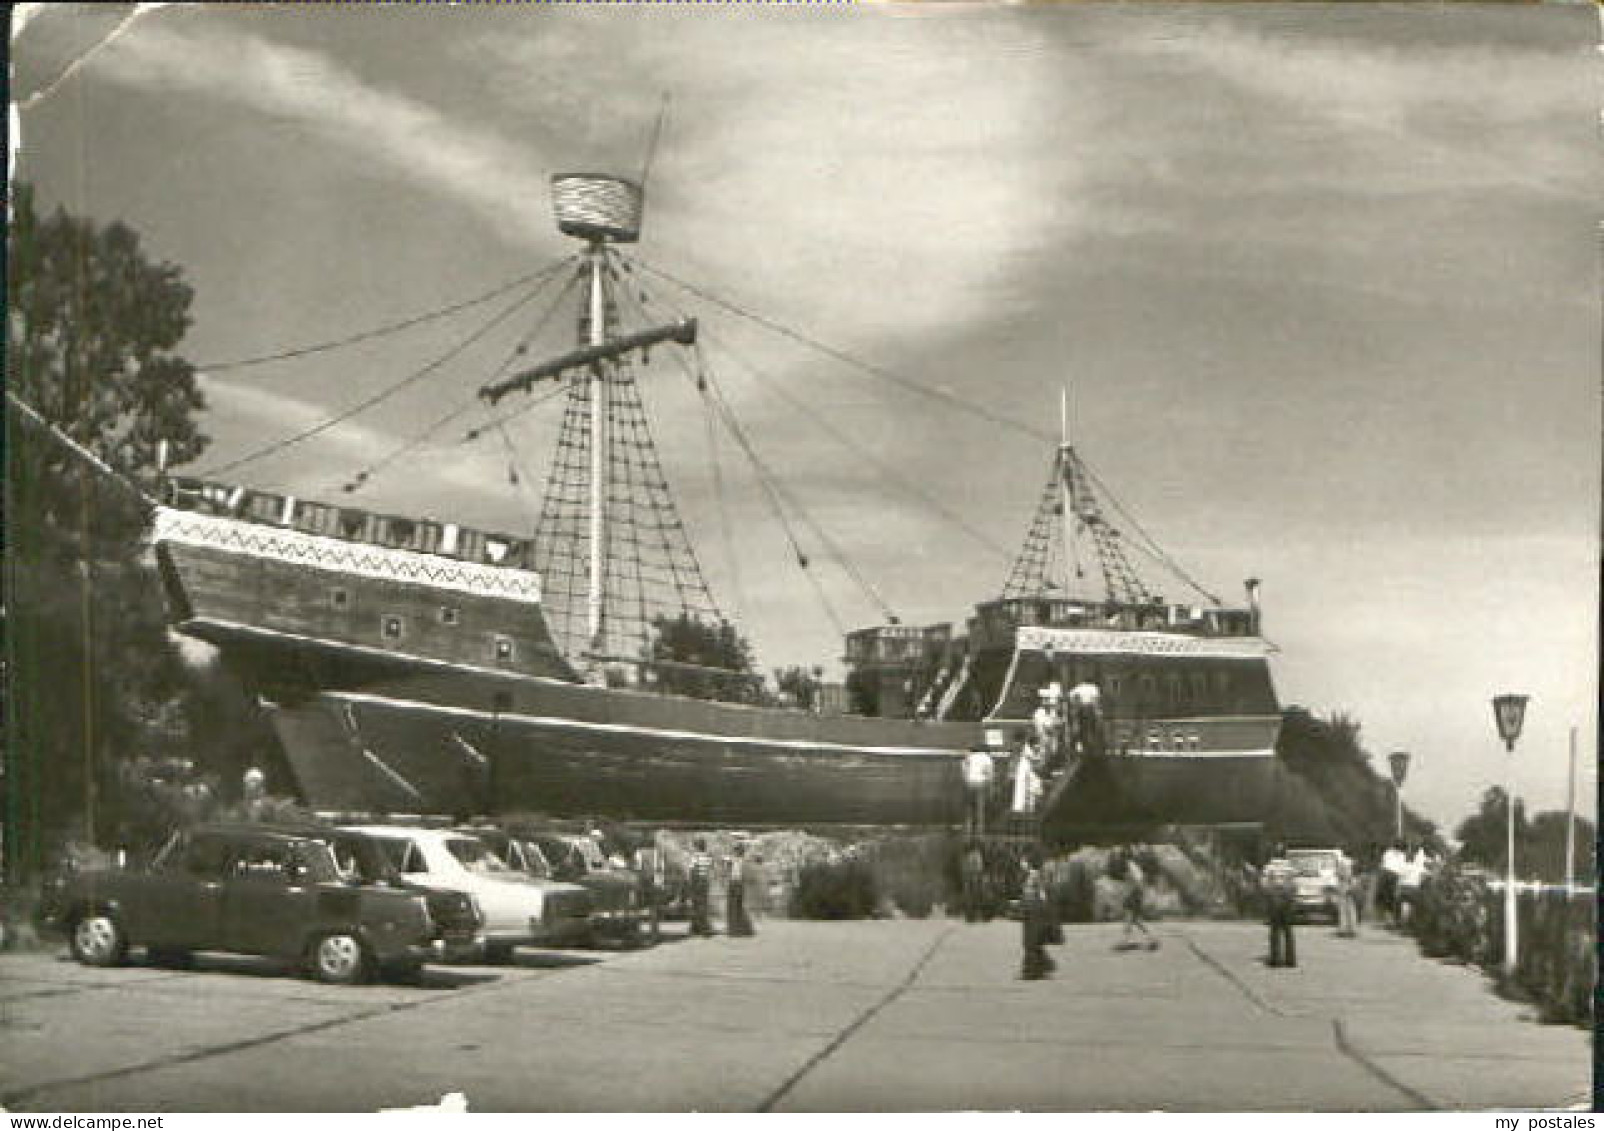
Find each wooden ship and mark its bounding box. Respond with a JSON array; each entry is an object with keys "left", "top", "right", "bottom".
[{"left": 151, "top": 172, "right": 1282, "bottom": 835}]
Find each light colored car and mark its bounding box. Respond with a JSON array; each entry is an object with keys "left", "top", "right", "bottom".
[
  {"left": 1286, "top": 848, "right": 1348, "bottom": 922},
  {"left": 342, "top": 826, "right": 592, "bottom": 962}
]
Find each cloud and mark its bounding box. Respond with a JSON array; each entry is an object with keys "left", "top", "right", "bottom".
[
  {"left": 1115, "top": 18, "right": 1598, "bottom": 203},
  {"left": 460, "top": 7, "right": 1130, "bottom": 354},
  {"left": 88, "top": 16, "right": 551, "bottom": 247}
]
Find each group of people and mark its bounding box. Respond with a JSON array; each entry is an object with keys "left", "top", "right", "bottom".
[
  {"left": 962, "top": 680, "right": 1107, "bottom": 835},
  {"left": 1255, "top": 839, "right": 1440, "bottom": 969},
  {"left": 1009, "top": 845, "right": 1157, "bottom": 980},
  {"left": 1376, "top": 839, "right": 1438, "bottom": 927},
  {"left": 685, "top": 837, "right": 755, "bottom": 940}
]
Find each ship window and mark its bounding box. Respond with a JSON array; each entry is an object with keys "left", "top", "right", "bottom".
[
  {"left": 381, "top": 614, "right": 404, "bottom": 641},
  {"left": 1108, "top": 675, "right": 1122, "bottom": 699},
  {"left": 493, "top": 636, "right": 516, "bottom": 662},
  {"left": 330, "top": 587, "right": 350, "bottom": 610},
  {"left": 440, "top": 606, "right": 460, "bottom": 626}
]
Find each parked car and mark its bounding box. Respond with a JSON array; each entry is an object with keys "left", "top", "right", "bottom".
[
  {"left": 39, "top": 824, "right": 469, "bottom": 984},
  {"left": 295, "top": 825, "right": 484, "bottom": 960},
  {"left": 474, "top": 825, "right": 650, "bottom": 946},
  {"left": 343, "top": 826, "right": 592, "bottom": 962},
  {"left": 1286, "top": 848, "right": 1349, "bottom": 923}
]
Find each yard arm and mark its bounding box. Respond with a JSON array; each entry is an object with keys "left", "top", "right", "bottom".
[{"left": 479, "top": 318, "right": 697, "bottom": 405}]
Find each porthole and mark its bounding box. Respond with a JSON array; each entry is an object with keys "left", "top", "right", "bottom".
[
  {"left": 440, "top": 606, "right": 460, "bottom": 626},
  {"left": 493, "top": 636, "right": 515, "bottom": 662},
  {"left": 381, "top": 615, "right": 404, "bottom": 641},
  {"left": 330, "top": 588, "right": 350, "bottom": 609}
]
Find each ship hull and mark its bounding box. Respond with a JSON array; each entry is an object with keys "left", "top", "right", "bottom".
[
  {"left": 268, "top": 688, "right": 972, "bottom": 826},
  {"left": 263, "top": 683, "right": 1280, "bottom": 830},
  {"left": 153, "top": 505, "right": 1285, "bottom": 831}
]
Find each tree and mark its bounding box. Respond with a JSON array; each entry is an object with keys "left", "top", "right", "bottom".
[
  {"left": 5, "top": 184, "right": 209, "bottom": 879},
  {"left": 1273, "top": 706, "right": 1440, "bottom": 854},
  {"left": 1453, "top": 786, "right": 1527, "bottom": 873},
  {"left": 772, "top": 665, "right": 824, "bottom": 712},
  {"left": 1453, "top": 789, "right": 1593, "bottom": 883},
  {"left": 645, "top": 613, "right": 761, "bottom": 703}
]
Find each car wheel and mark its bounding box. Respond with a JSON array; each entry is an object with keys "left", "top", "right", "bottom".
[
  {"left": 309, "top": 932, "right": 370, "bottom": 985},
  {"left": 70, "top": 913, "right": 127, "bottom": 967}
]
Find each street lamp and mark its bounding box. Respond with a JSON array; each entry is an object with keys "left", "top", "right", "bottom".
[
  {"left": 1491, "top": 693, "right": 1529, "bottom": 976},
  {"left": 1387, "top": 751, "right": 1411, "bottom": 841}
]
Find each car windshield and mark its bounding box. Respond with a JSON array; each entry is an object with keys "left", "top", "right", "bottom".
[
  {"left": 1287, "top": 853, "right": 1335, "bottom": 876},
  {"left": 445, "top": 837, "right": 512, "bottom": 874},
  {"left": 534, "top": 837, "right": 585, "bottom": 880},
  {"left": 372, "top": 838, "right": 429, "bottom": 875}
]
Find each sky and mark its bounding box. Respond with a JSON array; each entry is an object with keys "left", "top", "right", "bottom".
[{"left": 10, "top": 2, "right": 1599, "bottom": 832}]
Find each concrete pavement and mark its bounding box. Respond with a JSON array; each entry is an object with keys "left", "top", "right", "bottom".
[{"left": 0, "top": 918, "right": 1589, "bottom": 1111}]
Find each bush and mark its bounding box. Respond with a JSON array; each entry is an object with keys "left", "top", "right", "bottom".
[
  {"left": 790, "top": 856, "right": 879, "bottom": 919},
  {"left": 1410, "top": 867, "right": 1593, "bottom": 1026},
  {"left": 868, "top": 835, "right": 955, "bottom": 918}
]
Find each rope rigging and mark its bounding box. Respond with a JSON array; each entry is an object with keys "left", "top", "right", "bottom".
[
  {"left": 698, "top": 318, "right": 1013, "bottom": 566},
  {"left": 621, "top": 252, "right": 1227, "bottom": 612},
  {"left": 621, "top": 254, "right": 1054, "bottom": 446},
  {"left": 194, "top": 260, "right": 575, "bottom": 374},
  {"left": 335, "top": 263, "right": 588, "bottom": 496},
  {"left": 612, "top": 276, "right": 863, "bottom": 636},
  {"left": 199, "top": 258, "right": 574, "bottom": 481}
]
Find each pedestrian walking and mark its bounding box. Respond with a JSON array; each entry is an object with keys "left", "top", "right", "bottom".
[
  {"left": 726, "top": 843, "right": 754, "bottom": 937},
  {"left": 688, "top": 837, "right": 715, "bottom": 937},
  {"left": 1117, "top": 848, "right": 1159, "bottom": 951},
  {"left": 1262, "top": 847, "right": 1297, "bottom": 968},
  {"left": 1019, "top": 848, "right": 1055, "bottom": 981}
]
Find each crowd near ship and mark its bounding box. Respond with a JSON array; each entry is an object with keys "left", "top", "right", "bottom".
[{"left": 151, "top": 173, "right": 1282, "bottom": 835}]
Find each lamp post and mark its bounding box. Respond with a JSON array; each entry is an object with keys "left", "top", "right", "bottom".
[
  {"left": 1387, "top": 751, "right": 1411, "bottom": 841},
  {"left": 1491, "top": 693, "right": 1529, "bottom": 976}
]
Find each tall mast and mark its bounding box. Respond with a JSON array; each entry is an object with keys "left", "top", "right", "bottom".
[
  {"left": 586, "top": 242, "right": 609, "bottom": 651},
  {"left": 1059, "top": 386, "right": 1074, "bottom": 595},
  {"left": 510, "top": 173, "right": 727, "bottom": 671}
]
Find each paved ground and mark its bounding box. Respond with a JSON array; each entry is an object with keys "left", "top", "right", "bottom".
[{"left": 0, "top": 918, "right": 1590, "bottom": 1112}]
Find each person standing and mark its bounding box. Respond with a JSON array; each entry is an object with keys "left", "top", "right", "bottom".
[
  {"left": 962, "top": 745, "right": 996, "bottom": 837},
  {"left": 1335, "top": 850, "right": 1358, "bottom": 939},
  {"left": 1397, "top": 841, "right": 1427, "bottom": 927},
  {"left": 1010, "top": 732, "right": 1044, "bottom": 821},
  {"left": 961, "top": 839, "right": 987, "bottom": 923},
  {"left": 1032, "top": 688, "right": 1062, "bottom": 773},
  {"left": 1019, "top": 849, "right": 1055, "bottom": 981},
  {"left": 634, "top": 836, "right": 665, "bottom": 944},
  {"left": 1262, "top": 847, "right": 1298, "bottom": 968},
  {"left": 688, "top": 837, "right": 715, "bottom": 937},
  {"left": 1066, "top": 679, "right": 1103, "bottom": 757},
  {"left": 1379, "top": 840, "right": 1406, "bottom": 927},
  {"left": 726, "top": 843, "right": 755, "bottom": 937}
]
